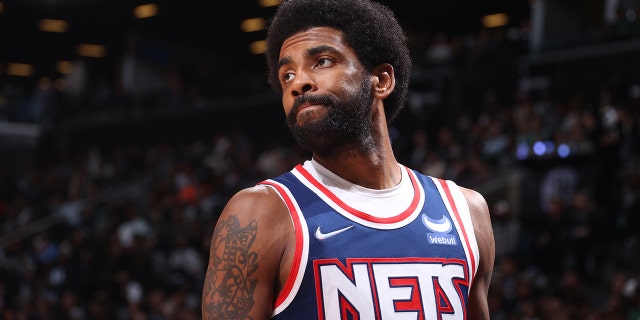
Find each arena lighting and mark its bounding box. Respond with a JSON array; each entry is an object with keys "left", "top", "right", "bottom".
[
  {"left": 557, "top": 143, "right": 570, "bottom": 158},
  {"left": 6, "top": 63, "right": 34, "bottom": 77},
  {"left": 76, "top": 44, "right": 106, "bottom": 58},
  {"left": 249, "top": 40, "right": 266, "bottom": 54},
  {"left": 482, "top": 13, "right": 509, "bottom": 28},
  {"left": 39, "top": 19, "right": 69, "bottom": 33},
  {"left": 259, "top": 0, "right": 281, "bottom": 7},
  {"left": 241, "top": 17, "right": 266, "bottom": 32},
  {"left": 532, "top": 140, "right": 546, "bottom": 156},
  {"left": 134, "top": 3, "right": 159, "bottom": 19},
  {"left": 56, "top": 60, "right": 72, "bottom": 74}
]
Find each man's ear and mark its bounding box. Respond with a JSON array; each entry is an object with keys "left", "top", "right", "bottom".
[{"left": 372, "top": 63, "right": 395, "bottom": 100}]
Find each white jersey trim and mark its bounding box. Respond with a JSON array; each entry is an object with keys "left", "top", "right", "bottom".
[
  {"left": 292, "top": 163, "right": 425, "bottom": 230},
  {"left": 431, "top": 177, "right": 479, "bottom": 284},
  {"left": 260, "top": 180, "right": 310, "bottom": 317}
]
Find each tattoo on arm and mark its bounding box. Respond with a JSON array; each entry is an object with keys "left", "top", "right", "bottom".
[{"left": 203, "top": 216, "right": 258, "bottom": 320}]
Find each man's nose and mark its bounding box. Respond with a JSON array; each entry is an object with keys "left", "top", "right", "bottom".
[{"left": 291, "top": 73, "right": 316, "bottom": 97}]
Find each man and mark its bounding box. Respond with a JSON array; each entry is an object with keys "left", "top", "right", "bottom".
[{"left": 202, "top": 0, "right": 495, "bottom": 319}]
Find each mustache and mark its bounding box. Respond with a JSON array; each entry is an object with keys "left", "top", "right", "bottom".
[{"left": 291, "top": 94, "right": 335, "bottom": 114}]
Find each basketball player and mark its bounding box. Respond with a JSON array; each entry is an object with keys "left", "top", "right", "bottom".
[{"left": 202, "top": 0, "right": 496, "bottom": 319}]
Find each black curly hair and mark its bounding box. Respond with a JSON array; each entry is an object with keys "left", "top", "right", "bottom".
[{"left": 265, "top": 0, "right": 412, "bottom": 124}]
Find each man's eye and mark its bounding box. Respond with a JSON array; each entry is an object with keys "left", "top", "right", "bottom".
[
  {"left": 316, "top": 57, "right": 333, "bottom": 68},
  {"left": 282, "top": 72, "right": 294, "bottom": 83}
]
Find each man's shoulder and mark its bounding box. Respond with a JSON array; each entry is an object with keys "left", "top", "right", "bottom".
[
  {"left": 230, "top": 184, "right": 280, "bottom": 203},
  {"left": 457, "top": 186, "right": 488, "bottom": 211},
  {"left": 221, "top": 184, "right": 282, "bottom": 214}
]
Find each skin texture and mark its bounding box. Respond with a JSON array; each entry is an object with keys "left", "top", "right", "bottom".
[{"left": 202, "top": 26, "right": 495, "bottom": 320}]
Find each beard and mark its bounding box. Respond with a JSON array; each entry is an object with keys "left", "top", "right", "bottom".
[{"left": 286, "top": 76, "right": 375, "bottom": 158}]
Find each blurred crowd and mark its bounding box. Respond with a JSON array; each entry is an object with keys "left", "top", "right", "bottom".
[{"left": 2, "top": 5, "right": 640, "bottom": 320}]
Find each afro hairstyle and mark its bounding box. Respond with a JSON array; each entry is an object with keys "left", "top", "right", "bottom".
[{"left": 265, "top": 0, "right": 412, "bottom": 124}]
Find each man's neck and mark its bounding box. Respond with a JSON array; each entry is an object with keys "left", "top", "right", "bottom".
[{"left": 312, "top": 146, "right": 400, "bottom": 190}]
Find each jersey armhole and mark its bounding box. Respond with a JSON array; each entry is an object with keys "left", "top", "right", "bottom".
[
  {"left": 258, "top": 180, "right": 310, "bottom": 316},
  {"left": 431, "top": 178, "right": 480, "bottom": 281}
]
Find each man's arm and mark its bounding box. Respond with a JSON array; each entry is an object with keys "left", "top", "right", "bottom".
[
  {"left": 202, "top": 186, "right": 292, "bottom": 320},
  {"left": 461, "top": 187, "right": 496, "bottom": 320}
]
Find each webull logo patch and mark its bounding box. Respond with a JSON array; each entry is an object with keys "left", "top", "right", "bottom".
[{"left": 422, "top": 214, "right": 457, "bottom": 245}]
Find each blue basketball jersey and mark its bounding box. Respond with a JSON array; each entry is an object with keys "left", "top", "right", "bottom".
[{"left": 259, "top": 162, "right": 479, "bottom": 320}]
